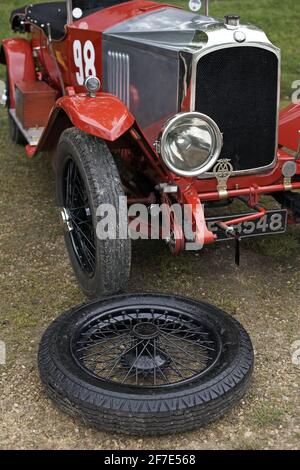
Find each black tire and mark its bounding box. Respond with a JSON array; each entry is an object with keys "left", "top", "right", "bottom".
[
  {"left": 56, "top": 128, "right": 131, "bottom": 298},
  {"left": 6, "top": 74, "right": 26, "bottom": 145},
  {"left": 38, "top": 294, "right": 254, "bottom": 436}
]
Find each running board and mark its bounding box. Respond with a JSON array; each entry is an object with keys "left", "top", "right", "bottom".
[{"left": 9, "top": 109, "right": 44, "bottom": 146}]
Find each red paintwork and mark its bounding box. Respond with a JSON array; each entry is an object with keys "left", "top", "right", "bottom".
[
  {"left": 179, "top": 186, "right": 216, "bottom": 246},
  {"left": 1, "top": 38, "right": 36, "bottom": 107},
  {"left": 25, "top": 144, "right": 37, "bottom": 158},
  {"left": 52, "top": 93, "right": 134, "bottom": 141},
  {"left": 225, "top": 206, "right": 266, "bottom": 226},
  {"left": 279, "top": 103, "right": 300, "bottom": 151},
  {"left": 2, "top": 1, "right": 300, "bottom": 251}
]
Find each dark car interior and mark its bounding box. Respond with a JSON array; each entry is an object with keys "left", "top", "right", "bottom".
[{"left": 10, "top": 1, "right": 130, "bottom": 40}]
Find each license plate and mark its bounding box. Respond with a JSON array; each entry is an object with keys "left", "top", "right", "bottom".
[{"left": 206, "top": 210, "right": 288, "bottom": 241}]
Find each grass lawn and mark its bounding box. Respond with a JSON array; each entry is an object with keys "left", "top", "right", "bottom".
[{"left": 0, "top": 0, "right": 299, "bottom": 97}]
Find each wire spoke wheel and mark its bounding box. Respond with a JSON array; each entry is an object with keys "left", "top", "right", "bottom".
[
  {"left": 71, "top": 306, "right": 222, "bottom": 388},
  {"left": 39, "top": 294, "right": 254, "bottom": 435},
  {"left": 63, "top": 158, "right": 96, "bottom": 276},
  {"left": 57, "top": 129, "right": 131, "bottom": 297}
]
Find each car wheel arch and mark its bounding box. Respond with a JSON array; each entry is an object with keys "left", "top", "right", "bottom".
[{"left": 38, "top": 94, "right": 135, "bottom": 154}]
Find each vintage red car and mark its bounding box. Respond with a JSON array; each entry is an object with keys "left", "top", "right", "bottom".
[
  {"left": 5, "top": 0, "right": 300, "bottom": 434},
  {"left": 1, "top": 0, "right": 300, "bottom": 299}
]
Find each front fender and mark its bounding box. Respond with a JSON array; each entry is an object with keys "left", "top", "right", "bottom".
[
  {"left": 279, "top": 103, "right": 300, "bottom": 152},
  {"left": 1, "top": 38, "right": 36, "bottom": 107},
  {"left": 38, "top": 93, "right": 135, "bottom": 152}
]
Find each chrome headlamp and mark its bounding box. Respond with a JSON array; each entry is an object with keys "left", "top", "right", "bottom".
[
  {"left": 159, "top": 112, "right": 223, "bottom": 177},
  {"left": 84, "top": 76, "right": 101, "bottom": 97}
]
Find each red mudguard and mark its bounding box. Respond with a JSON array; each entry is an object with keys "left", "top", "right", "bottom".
[
  {"left": 1, "top": 38, "right": 36, "bottom": 107},
  {"left": 37, "top": 93, "right": 135, "bottom": 153}
]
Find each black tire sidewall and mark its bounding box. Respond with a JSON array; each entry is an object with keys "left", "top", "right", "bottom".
[
  {"left": 40, "top": 294, "right": 254, "bottom": 406},
  {"left": 56, "top": 129, "right": 131, "bottom": 297}
]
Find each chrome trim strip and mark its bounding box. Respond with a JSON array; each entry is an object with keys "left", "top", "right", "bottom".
[
  {"left": 66, "top": 0, "right": 73, "bottom": 24},
  {"left": 190, "top": 42, "right": 281, "bottom": 178},
  {"left": 204, "top": 0, "right": 209, "bottom": 16},
  {"left": 107, "top": 51, "right": 130, "bottom": 108}
]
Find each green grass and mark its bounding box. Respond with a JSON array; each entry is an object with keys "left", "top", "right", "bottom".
[
  {"left": 251, "top": 404, "right": 285, "bottom": 428},
  {"left": 0, "top": 0, "right": 299, "bottom": 97},
  {"left": 246, "top": 231, "right": 300, "bottom": 258}
]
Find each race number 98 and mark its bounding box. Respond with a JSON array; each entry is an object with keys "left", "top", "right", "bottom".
[{"left": 73, "top": 40, "right": 96, "bottom": 86}]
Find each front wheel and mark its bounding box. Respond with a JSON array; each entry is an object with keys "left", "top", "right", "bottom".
[
  {"left": 56, "top": 128, "right": 131, "bottom": 298},
  {"left": 38, "top": 294, "right": 254, "bottom": 435}
]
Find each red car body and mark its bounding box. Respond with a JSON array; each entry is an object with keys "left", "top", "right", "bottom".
[{"left": 1, "top": 0, "right": 300, "bottom": 252}]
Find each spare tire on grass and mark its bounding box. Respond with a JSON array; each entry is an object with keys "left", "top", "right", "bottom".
[{"left": 38, "top": 294, "right": 254, "bottom": 435}]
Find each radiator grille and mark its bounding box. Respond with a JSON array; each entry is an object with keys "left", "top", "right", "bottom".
[
  {"left": 107, "top": 51, "right": 130, "bottom": 107},
  {"left": 195, "top": 46, "right": 279, "bottom": 172}
]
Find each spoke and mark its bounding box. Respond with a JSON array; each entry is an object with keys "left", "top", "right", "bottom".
[
  {"left": 160, "top": 340, "right": 209, "bottom": 364},
  {"left": 69, "top": 211, "right": 91, "bottom": 226},
  {"left": 73, "top": 177, "right": 85, "bottom": 202},
  {"left": 178, "top": 330, "right": 215, "bottom": 344},
  {"left": 160, "top": 332, "right": 211, "bottom": 364},
  {"left": 77, "top": 332, "right": 130, "bottom": 352},
  {"left": 95, "top": 340, "right": 144, "bottom": 376},
  {"left": 154, "top": 344, "right": 184, "bottom": 379},
  {"left": 157, "top": 343, "right": 200, "bottom": 374},
  {"left": 121, "top": 341, "right": 150, "bottom": 384},
  {"left": 65, "top": 161, "right": 73, "bottom": 207},
  {"left": 81, "top": 338, "right": 132, "bottom": 360},
  {"left": 135, "top": 344, "right": 139, "bottom": 385},
  {"left": 81, "top": 246, "right": 95, "bottom": 272},
  {"left": 71, "top": 161, "right": 78, "bottom": 207},
  {"left": 69, "top": 205, "right": 89, "bottom": 212},
  {"left": 73, "top": 233, "right": 95, "bottom": 272},
  {"left": 161, "top": 331, "right": 216, "bottom": 352},
  {"left": 157, "top": 344, "right": 199, "bottom": 374},
  {"left": 72, "top": 220, "right": 95, "bottom": 252},
  {"left": 144, "top": 344, "right": 169, "bottom": 384},
  {"left": 153, "top": 339, "right": 157, "bottom": 385},
  {"left": 86, "top": 247, "right": 96, "bottom": 268},
  {"left": 91, "top": 324, "right": 131, "bottom": 338},
  {"left": 160, "top": 326, "right": 209, "bottom": 337}
]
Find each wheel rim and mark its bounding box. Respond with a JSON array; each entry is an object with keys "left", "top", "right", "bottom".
[
  {"left": 71, "top": 305, "right": 222, "bottom": 389},
  {"left": 63, "top": 158, "right": 96, "bottom": 276}
]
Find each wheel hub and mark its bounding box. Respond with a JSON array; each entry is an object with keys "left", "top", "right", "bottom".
[
  {"left": 121, "top": 348, "right": 170, "bottom": 374},
  {"left": 60, "top": 207, "right": 73, "bottom": 233},
  {"left": 133, "top": 322, "right": 159, "bottom": 339},
  {"left": 120, "top": 322, "right": 170, "bottom": 374}
]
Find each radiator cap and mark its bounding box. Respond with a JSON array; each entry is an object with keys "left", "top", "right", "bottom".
[{"left": 224, "top": 14, "right": 240, "bottom": 28}]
